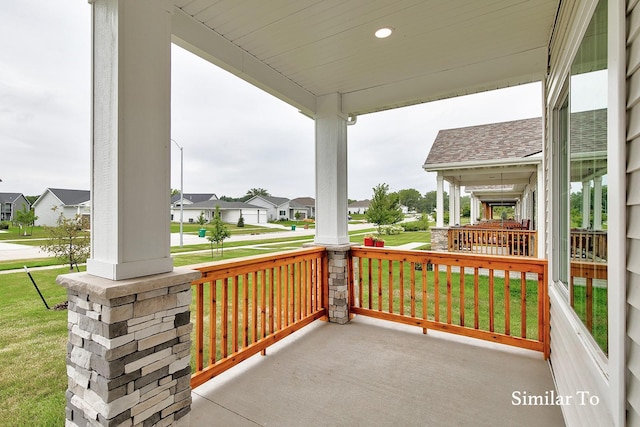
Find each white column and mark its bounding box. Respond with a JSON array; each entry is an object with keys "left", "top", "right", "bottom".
[
  {"left": 454, "top": 184, "right": 461, "bottom": 225},
  {"left": 314, "top": 93, "right": 349, "bottom": 245},
  {"left": 582, "top": 180, "right": 591, "bottom": 229},
  {"left": 536, "top": 162, "right": 545, "bottom": 257},
  {"left": 436, "top": 174, "right": 444, "bottom": 227},
  {"left": 593, "top": 176, "right": 603, "bottom": 230},
  {"left": 470, "top": 195, "right": 476, "bottom": 225},
  {"left": 448, "top": 182, "right": 455, "bottom": 226},
  {"left": 87, "top": 0, "right": 173, "bottom": 280}
]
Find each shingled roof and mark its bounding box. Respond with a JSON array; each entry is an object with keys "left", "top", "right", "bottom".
[{"left": 424, "top": 117, "right": 542, "bottom": 166}]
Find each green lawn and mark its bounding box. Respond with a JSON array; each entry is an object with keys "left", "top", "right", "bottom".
[{"left": 0, "top": 266, "right": 73, "bottom": 426}]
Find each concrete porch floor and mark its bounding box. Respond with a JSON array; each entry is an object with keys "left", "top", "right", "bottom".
[{"left": 191, "top": 316, "right": 564, "bottom": 426}]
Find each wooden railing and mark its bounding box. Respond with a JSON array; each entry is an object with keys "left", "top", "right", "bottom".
[
  {"left": 570, "top": 230, "right": 607, "bottom": 262},
  {"left": 349, "top": 248, "right": 550, "bottom": 358},
  {"left": 190, "top": 247, "right": 328, "bottom": 388},
  {"left": 448, "top": 228, "right": 538, "bottom": 257},
  {"left": 570, "top": 261, "right": 608, "bottom": 334}
]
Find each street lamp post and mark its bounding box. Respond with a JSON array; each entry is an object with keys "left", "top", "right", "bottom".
[{"left": 171, "top": 139, "right": 184, "bottom": 248}]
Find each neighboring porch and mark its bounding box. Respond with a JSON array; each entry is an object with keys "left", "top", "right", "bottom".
[{"left": 191, "top": 316, "right": 563, "bottom": 426}]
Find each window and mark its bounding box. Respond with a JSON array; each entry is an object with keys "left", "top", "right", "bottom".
[
  {"left": 279, "top": 210, "right": 286, "bottom": 216},
  {"left": 554, "top": 0, "right": 608, "bottom": 355}
]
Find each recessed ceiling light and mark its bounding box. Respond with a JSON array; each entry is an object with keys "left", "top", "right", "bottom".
[{"left": 375, "top": 27, "right": 394, "bottom": 39}]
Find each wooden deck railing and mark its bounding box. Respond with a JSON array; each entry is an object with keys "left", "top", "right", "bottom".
[
  {"left": 190, "top": 247, "right": 328, "bottom": 388},
  {"left": 570, "top": 261, "right": 608, "bottom": 334},
  {"left": 448, "top": 228, "right": 538, "bottom": 257},
  {"left": 570, "top": 230, "right": 607, "bottom": 262},
  {"left": 349, "top": 248, "right": 550, "bottom": 358}
]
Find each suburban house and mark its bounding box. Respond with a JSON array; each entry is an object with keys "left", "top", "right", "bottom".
[
  {"left": 59, "top": 1, "right": 638, "bottom": 426},
  {"left": 33, "top": 188, "right": 90, "bottom": 226},
  {"left": 173, "top": 199, "right": 267, "bottom": 225},
  {"left": 348, "top": 199, "right": 370, "bottom": 214},
  {"left": 170, "top": 193, "right": 217, "bottom": 222},
  {"left": 290, "top": 196, "right": 316, "bottom": 219},
  {"left": 423, "top": 117, "right": 544, "bottom": 254},
  {"left": 0, "top": 192, "right": 30, "bottom": 222},
  {"left": 245, "top": 195, "right": 292, "bottom": 221}
]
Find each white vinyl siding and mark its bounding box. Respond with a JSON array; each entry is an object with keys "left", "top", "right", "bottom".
[{"left": 626, "top": 0, "right": 640, "bottom": 421}]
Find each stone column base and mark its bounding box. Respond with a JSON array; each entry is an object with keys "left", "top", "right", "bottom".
[{"left": 57, "top": 268, "right": 200, "bottom": 427}]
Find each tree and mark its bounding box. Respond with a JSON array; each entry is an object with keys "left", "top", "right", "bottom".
[
  {"left": 246, "top": 188, "right": 270, "bottom": 197},
  {"left": 170, "top": 188, "right": 180, "bottom": 197},
  {"left": 365, "top": 183, "right": 404, "bottom": 233},
  {"left": 397, "top": 188, "right": 421, "bottom": 212},
  {"left": 40, "top": 212, "right": 90, "bottom": 271},
  {"left": 14, "top": 205, "right": 38, "bottom": 236},
  {"left": 207, "top": 206, "right": 231, "bottom": 257},
  {"left": 196, "top": 211, "right": 207, "bottom": 227}
]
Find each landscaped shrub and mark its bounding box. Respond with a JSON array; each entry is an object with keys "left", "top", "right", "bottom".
[
  {"left": 237, "top": 216, "right": 245, "bottom": 227},
  {"left": 379, "top": 224, "right": 404, "bottom": 235},
  {"left": 0, "top": 222, "right": 8, "bottom": 230}
]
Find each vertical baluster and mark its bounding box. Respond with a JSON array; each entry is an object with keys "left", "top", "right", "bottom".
[
  {"left": 277, "top": 266, "right": 282, "bottom": 330},
  {"left": 210, "top": 280, "right": 217, "bottom": 365},
  {"left": 377, "top": 258, "right": 383, "bottom": 311},
  {"left": 358, "top": 257, "right": 364, "bottom": 309},
  {"left": 422, "top": 262, "right": 428, "bottom": 334},
  {"left": 196, "top": 282, "right": 203, "bottom": 372},
  {"left": 504, "top": 271, "right": 510, "bottom": 336},
  {"left": 232, "top": 276, "right": 239, "bottom": 353},
  {"left": 520, "top": 272, "right": 527, "bottom": 339},
  {"left": 446, "top": 265, "right": 452, "bottom": 324},
  {"left": 222, "top": 277, "right": 228, "bottom": 358},
  {"left": 388, "top": 260, "right": 394, "bottom": 314},
  {"left": 243, "top": 273, "right": 249, "bottom": 348},
  {"left": 489, "top": 269, "right": 495, "bottom": 332},
  {"left": 459, "top": 266, "right": 465, "bottom": 327},
  {"left": 399, "top": 261, "right": 405, "bottom": 316},
  {"left": 269, "top": 268, "right": 275, "bottom": 335},
  {"left": 410, "top": 262, "right": 416, "bottom": 318},
  {"left": 252, "top": 271, "right": 258, "bottom": 344},
  {"left": 474, "top": 268, "right": 479, "bottom": 329},
  {"left": 367, "top": 257, "right": 373, "bottom": 309},
  {"left": 586, "top": 276, "right": 593, "bottom": 332},
  {"left": 434, "top": 264, "right": 440, "bottom": 322}
]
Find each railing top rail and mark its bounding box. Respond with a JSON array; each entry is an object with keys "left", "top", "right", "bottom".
[
  {"left": 448, "top": 227, "right": 537, "bottom": 233},
  {"left": 351, "top": 247, "right": 547, "bottom": 272},
  {"left": 191, "top": 246, "right": 326, "bottom": 284}
]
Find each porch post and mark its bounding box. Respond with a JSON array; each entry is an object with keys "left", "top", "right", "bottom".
[
  {"left": 87, "top": 0, "right": 173, "bottom": 280},
  {"left": 436, "top": 174, "right": 444, "bottom": 227},
  {"left": 448, "top": 183, "right": 455, "bottom": 226},
  {"left": 593, "top": 176, "right": 603, "bottom": 230},
  {"left": 314, "top": 93, "right": 350, "bottom": 324},
  {"left": 582, "top": 180, "right": 591, "bottom": 229},
  {"left": 314, "top": 93, "right": 349, "bottom": 245},
  {"left": 454, "top": 184, "right": 461, "bottom": 225},
  {"left": 470, "top": 195, "right": 476, "bottom": 225}
]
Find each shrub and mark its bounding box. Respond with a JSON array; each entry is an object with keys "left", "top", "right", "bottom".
[
  {"left": 0, "top": 222, "right": 9, "bottom": 230},
  {"left": 237, "top": 216, "right": 245, "bottom": 227},
  {"left": 379, "top": 224, "right": 404, "bottom": 235}
]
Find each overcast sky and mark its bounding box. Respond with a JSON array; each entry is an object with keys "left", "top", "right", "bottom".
[{"left": 1, "top": 1, "right": 542, "bottom": 202}]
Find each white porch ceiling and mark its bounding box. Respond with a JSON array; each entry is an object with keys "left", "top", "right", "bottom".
[{"left": 171, "top": 0, "right": 559, "bottom": 117}]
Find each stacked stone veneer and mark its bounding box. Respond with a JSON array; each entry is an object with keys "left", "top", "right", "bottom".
[
  {"left": 326, "top": 244, "right": 353, "bottom": 325},
  {"left": 430, "top": 227, "right": 450, "bottom": 252},
  {"left": 57, "top": 268, "right": 200, "bottom": 427}
]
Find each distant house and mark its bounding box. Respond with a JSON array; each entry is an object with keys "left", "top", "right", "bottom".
[
  {"left": 290, "top": 197, "right": 315, "bottom": 219},
  {"left": 348, "top": 200, "right": 370, "bottom": 214},
  {"left": 246, "top": 196, "right": 292, "bottom": 221},
  {"left": 170, "top": 193, "right": 217, "bottom": 222},
  {"left": 32, "top": 188, "right": 91, "bottom": 226},
  {"left": 0, "top": 193, "right": 30, "bottom": 222},
  {"left": 177, "top": 200, "right": 266, "bottom": 225}
]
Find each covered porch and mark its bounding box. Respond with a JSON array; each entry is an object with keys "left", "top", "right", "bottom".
[{"left": 56, "top": 1, "right": 574, "bottom": 426}]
